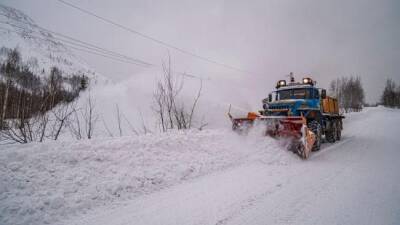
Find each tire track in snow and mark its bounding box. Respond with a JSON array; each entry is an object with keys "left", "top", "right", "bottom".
[
  {"left": 222, "top": 135, "right": 360, "bottom": 225},
  {"left": 215, "top": 181, "right": 283, "bottom": 225}
]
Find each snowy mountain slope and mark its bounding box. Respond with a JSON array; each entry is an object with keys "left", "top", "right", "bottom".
[
  {"left": 0, "top": 4, "right": 97, "bottom": 79},
  {"left": 1, "top": 107, "right": 399, "bottom": 225}
]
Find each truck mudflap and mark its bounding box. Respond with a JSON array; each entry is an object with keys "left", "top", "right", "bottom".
[{"left": 228, "top": 112, "right": 316, "bottom": 159}]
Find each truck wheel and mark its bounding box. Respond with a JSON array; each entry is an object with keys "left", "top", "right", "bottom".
[
  {"left": 308, "top": 121, "right": 321, "bottom": 151},
  {"left": 326, "top": 121, "right": 337, "bottom": 143},
  {"left": 336, "top": 121, "right": 341, "bottom": 141}
]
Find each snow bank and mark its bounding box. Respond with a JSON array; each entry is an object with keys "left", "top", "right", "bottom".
[{"left": 0, "top": 128, "right": 296, "bottom": 225}]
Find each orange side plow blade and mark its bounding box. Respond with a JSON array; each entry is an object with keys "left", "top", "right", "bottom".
[{"left": 229, "top": 112, "right": 316, "bottom": 159}]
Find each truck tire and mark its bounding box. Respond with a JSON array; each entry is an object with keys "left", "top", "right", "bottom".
[
  {"left": 326, "top": 120, "right": 337, "bottom": 143},
  {"left": 308, "top": 121, "right": 321, "bottom": 151},
  {"left": 336, "top": 120, "right": 342, "bottom": 141}
]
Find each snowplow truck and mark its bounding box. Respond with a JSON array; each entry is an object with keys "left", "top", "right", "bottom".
[{"left": 229, "top": 75, "right": 344, "bottom": 159}]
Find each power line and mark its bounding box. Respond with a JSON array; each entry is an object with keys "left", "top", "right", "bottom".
[
  {"left": 56, "top": 0, "right": 258, "bottom": 75},
  {"left": 0, "top": 17, "right": 152, "bottom": 67},
  {"left": 0, "top": 25, "right": 148, "bottom": 67},
  {"left": 0, "top": 18, "right": 202, "bottom": 78},
  {"left": 0, "top": 12, "right": 206, "bottom": 79},
  {"left": 0, "top": 23, "right": 202, "bottom": 79},
  {"left": 0, "top": 23, "right": 148, "bottom": 67}
]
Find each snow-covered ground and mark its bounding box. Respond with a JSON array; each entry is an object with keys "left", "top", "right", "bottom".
[
  {"left": 1, "top": 106, "right": 400, "bottom": 225},
  {"left": 0, "top": 127, "right": 292, "bottom": 225}
]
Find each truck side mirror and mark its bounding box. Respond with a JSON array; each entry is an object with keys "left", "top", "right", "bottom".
[
  {"left": 321, "top": 89, "right": 327, "bottom": 99},
  {"left": 268, "top": 94, "right": 272, "bottom": 102}
]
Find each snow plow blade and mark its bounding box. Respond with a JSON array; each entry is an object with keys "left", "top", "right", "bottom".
[{"left": 228, "top": 112, "right": 316, "bottom": 159}]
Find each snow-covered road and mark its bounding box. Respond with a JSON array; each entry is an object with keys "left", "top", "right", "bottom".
[
  {"left": 61, "top": 107, "right": 400, "bottom": 225},
  {"left": 2, "top": 107, "right": 399, "bottom": 225}
]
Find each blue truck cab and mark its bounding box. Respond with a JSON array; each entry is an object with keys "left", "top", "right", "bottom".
[
  {"left": 261, "top": 76, "right": 344, "bottom": 150},
  {"left": 262, "top": 77, "right": 324, "bottom": 119}
]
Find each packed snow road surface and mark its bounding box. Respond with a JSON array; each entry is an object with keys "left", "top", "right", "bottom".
[{"left": 1, "top": 107, "right": 399, "bottom": 225}]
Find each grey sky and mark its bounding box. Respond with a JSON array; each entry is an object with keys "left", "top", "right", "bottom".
[{"left": 2, "top": 0, "right": 400, "bottom": 103}]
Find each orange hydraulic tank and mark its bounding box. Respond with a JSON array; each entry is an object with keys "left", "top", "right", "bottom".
[{"left": 322, "top": 97, "right": 339, "bottom": 114}]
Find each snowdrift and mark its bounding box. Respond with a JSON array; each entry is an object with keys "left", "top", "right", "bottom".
[{"left": 0, "top": 128, "right": 296, "bottom": 225}]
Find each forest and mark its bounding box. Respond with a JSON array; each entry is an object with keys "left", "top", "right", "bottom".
[{"left": 0, "top": 47, "right": 88, "bottom": 143}]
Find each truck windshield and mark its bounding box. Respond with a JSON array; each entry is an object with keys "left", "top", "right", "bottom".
[{"left": 277, "top": 88, "right": 316, "bottom": 100}]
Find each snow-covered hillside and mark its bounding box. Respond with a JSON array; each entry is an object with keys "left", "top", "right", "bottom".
[
  {"left": 0, "top": 4, "right": 97, "bottom": 79},
  {"left": 1, "top": 106, "right": 400, "bottom": 225}
]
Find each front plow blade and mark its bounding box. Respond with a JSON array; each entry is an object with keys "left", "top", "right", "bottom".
[{"left": 230, "top": 113, "right": 316, "bottom": 159}]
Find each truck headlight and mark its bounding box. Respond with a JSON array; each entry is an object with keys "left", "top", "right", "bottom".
[
  {"left": 276, "top": 80, "right": 286, "bottom": 88},
  {"left": 302, "top": 77, "right": 313, "bottom": 85}
]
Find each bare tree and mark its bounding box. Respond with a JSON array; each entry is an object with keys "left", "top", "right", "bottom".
[
  {"left": 37, "top": 113, "right": 49, "bottom": 142},
  {"left": 51, "top": 103, "right": 74, "bottom": 140},
  {"left": 116, "top": 104, "right": 123, "bottom": 136},
  {"left": 396, "top": 85, "right": 400, "bottom": 107},
  {"left": 1, "top": 103, "right": 76, "bottom": 143},
  {"left": 381, "top": 79, "right": 398, "bottom": 108},
  {"left": 188, "top": 80, "right": 202, "bottom": 128},
  {"left": 101, "top": 115, "right": 114, "bottom": 137},
  {"left": 152, "top": 55, "right": 204, "bottom": 131},
  {"left": 1, "top": 48, "right": 20, "bottom": 128},
  {"left": 47, "top": 67, "right": 63, "bottom": 108},
  {"left": 1, "top": 115, "right": 35, "bottom": 144},
  {"left": 153, "top": 81, "right": 167, "bottom": 132},
  {"left": 82, "top": 91, "right": 98, "bottom": 139},
  {"left": 67, "top": 106, "right": 83, "bottom": 140},
  {"left": 0, "top": 47, "right": 89, "bottom": 143},
  {"left": 121, "top": 112, "right": 139, "bottom": 135},
  {"left": 197, "top": 115, "right": 208, "bottom": 131},
  {"left": 329, "top": 76, "right": 365, "bottom": 112},
  {"left": 139, "top": 109, "right": 151, "bottom": 134}
]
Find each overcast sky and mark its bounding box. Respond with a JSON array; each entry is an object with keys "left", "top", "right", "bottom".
[{"left": 2, "top": 0, "right": 400, "bottom": 103}]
